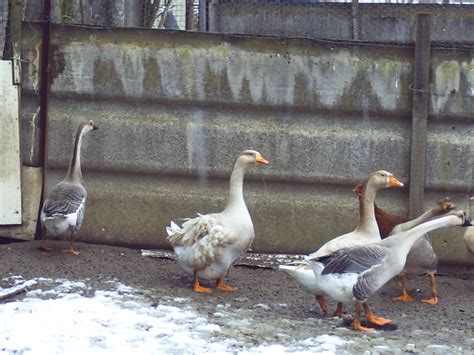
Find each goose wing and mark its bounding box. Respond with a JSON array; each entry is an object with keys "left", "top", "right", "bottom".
[
  {"left": 167, "top": 214, "right": 237, "bottom": 270},
  {"left": 311, "top": 244, "right": 388, "bottom": 275},
  {"left": 167, "top": 214, "right": 233, "bottom": 247},
  {"left": 42, "top": 182, "right": 87, "bottom": 218}
]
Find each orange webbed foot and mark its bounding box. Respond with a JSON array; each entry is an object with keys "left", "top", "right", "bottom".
[
  {"left": 216, "top": 279, "right": 238, "bottom": 292},
  {"left": 333, "top": 302, "right": 351, "bottom": 318},
  {"left": 392, "top": 293, "right": 415, "bottom": 302},
  {"left": 353, "top": 321, "right": 375, "bottom": 332},
  {"left": 421, "top": 296, "right": 438, "bottom": 305},
  {"left": 366, "top": 312, "right": 392, "bottom": 326},
  {"left": 193, "top": 283, "right": 212, "bottom": 293},
  {"left": 62, "top": 248, "right": 81, "bottom": 256},
  {"left": 38, "top": 245, "right": 53, "bottom": 252}
]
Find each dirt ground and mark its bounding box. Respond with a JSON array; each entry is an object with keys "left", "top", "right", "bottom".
[{"left": 1, "top": 240, "right": 473, "bottom": 354}]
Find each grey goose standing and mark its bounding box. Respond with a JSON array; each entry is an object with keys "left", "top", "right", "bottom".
[{"left": 39, "top": 120, "right": 98, "bottom": 255}]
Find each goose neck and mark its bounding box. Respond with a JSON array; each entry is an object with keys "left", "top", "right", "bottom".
[
  {"left": 65, "top": 127, "right": 84, "bottom": 184},
  {"left": 355, "top": 185, "right": 379, "bottom": 235},
  {"left": 385, "top": 214, "right": 458, "bottom": 255},
  {"left": 224, "top": 161, "right": 247, "bottom": 212}
]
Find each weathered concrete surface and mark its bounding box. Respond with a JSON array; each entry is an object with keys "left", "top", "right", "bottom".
[
  {"left": 20, "top": 24, "right": 474, "bottom": 265},
  {"left": 20, "top": 22, "right": 42, "bottom": 167},
  {"left": 0, "top": 166, "right": 43, "bottom": 240},
  {"left": 216, "top": 3, "right": 474, "bottom": 44}
]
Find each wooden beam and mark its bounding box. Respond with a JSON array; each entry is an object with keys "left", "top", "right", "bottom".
[{"left": 409, "top": 14, "right": 431, "bottom": 219}]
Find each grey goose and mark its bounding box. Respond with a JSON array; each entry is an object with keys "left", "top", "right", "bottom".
[
  {"left": 308, "top": 209, "right": 470, "bottom": 332},
  {"left": 39, "top": 120, "right": 98, "bottom": 255},
  {"left": 279, "top": 170, "right": 403, "bottom": 317}
]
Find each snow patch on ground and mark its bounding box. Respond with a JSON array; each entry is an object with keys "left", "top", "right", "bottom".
[{"left": 0, "top": 277, "right": 347, "bottom": 354}]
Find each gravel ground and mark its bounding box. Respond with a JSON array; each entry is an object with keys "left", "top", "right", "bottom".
[{"left": 1, "top": 240, "right": 473, "bottom": 354}]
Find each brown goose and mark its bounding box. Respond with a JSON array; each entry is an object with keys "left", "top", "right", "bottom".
[
  {"left": 166, "top": 150, "right": 269, "bottom": 293},
  {"left": 39, "top": 120, "right": 98, "bottom": 255}
]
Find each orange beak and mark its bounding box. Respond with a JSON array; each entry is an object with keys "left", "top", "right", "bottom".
[
  {"left": 256, "top": 153, "right": 269, "bottom": 166},
  {"left": 389, "top": 175, "right": 404, "bottom": 187}
]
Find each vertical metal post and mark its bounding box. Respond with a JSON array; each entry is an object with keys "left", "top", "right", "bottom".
[
  {"left": 408, "top": 14, "right": 431, "bottom": 219},
  {"left": 351, "top": 0, "right": 359, "bottom": 41},
  {"left": 186, "top": 0, "right": 194, "bottom": 30},
  {"left": 199, "top": 0, "right": 207, "bottom": 32},
  {"left": 39, "top": 0, "right": 52, "bottom": 169},
  {"left": 208, "top": 0, "right": 218, "bottom": 32},
  {"left": 124, "top": 0, "right": 143, "bottom": 27}
]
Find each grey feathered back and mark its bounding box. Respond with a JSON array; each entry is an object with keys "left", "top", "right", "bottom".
[{"left": 42, "top": 182, "right": 87, "bottom": 230}]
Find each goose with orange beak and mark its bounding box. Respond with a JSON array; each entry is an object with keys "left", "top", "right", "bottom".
[
  {"left": 166, "top": 150, "right": 269, "bottom": 293},
  {"left": 280, "top": 170, "right": 404, "bottom": 317}
]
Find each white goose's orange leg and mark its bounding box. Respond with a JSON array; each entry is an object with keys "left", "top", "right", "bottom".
[
  {"left": 352, "top": 303, "right": 375, "bottom": 332},
  {"left": 38, "top": 226, "right": 53, "bottom": 252},
  {"left": 421, "top": 272, "right": 438, "bottom": 305},
  {"left": 363, "top": 303, "right": 392, "bottom": 326},
  {"left": 392, "top": 273, "right": 415, "bottom": 302},
  {"left": 193, "top": 273, "right": 212, "bottom": 293},
  {"left": 62, "top": 229, "right": 80, "bottom": 255},
  {"left": 333, "top": 302, "right": 350, "bottom": 318},
  {"left": 216, "top": 278, "right": 238, "bottom": 292},
  {"left": 315, "top": 295, "right": 329, "bottom": 317}
]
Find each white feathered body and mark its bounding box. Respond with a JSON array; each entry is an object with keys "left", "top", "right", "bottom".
[
  {"left": 280, "top": 229, "right": 379, "bottom": 296},
  {"left": 167, "top": 208, "right": 254, "bottom": 281},
  {"left": 278, "top": 263, "right": 320, "bottom": 294}
]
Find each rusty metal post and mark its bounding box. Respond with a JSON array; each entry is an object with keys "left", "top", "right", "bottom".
[{"left": 408, "top": 14, "right": 431, "bottom": 219}]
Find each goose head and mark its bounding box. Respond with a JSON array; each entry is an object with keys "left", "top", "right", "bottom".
[
  {"left": 445, "top": 209, "right": 472, "bottom": 227},
  {"left": 366, "top": 170, "right": 404, "bottom": 191},
  {"left": 432, "top": 197, "right": 456, "bottom": 214},
  {"left": 353, "top": 183, "right": 364, "bottom": 198},
  {"left": 79, "top": 120, "right": 99, "bottom": 136},
  {"left": 236, "top": 150, "right": 269, "bottom": 167}
]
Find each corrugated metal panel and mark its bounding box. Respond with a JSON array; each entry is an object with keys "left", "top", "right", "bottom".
[{"left": 0, "top": 60, "right": 22, "bottom": 225}]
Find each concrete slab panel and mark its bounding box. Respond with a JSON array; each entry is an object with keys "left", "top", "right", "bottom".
[{"left": 0, "top": 60, "right": 22, "bottom": 225}]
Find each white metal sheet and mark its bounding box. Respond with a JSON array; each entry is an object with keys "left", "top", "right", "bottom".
[{"left": 0, "top": 60, "right": 22, "bottom": 225}]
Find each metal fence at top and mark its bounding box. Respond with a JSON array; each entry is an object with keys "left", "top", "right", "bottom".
[
  {"left": 212, "top": 0, "right": 474, "bottom": 44},
  {"left": 1, "top": 0, "right": 473, "bottom": 56},
  {"left": 45, "top": 0, "right": 199, "bottom": 31}
]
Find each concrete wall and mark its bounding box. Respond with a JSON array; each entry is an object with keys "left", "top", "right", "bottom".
[
  {"left": 215, "top": 3, "right": 474, "bottom": 43},
  {"left": 20, "top": 23, "right": 474, "bottom": 267}
]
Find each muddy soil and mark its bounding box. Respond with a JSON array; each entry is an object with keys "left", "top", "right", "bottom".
[{"left": 1, "top": 240, "right": 473, "bottom": 354}]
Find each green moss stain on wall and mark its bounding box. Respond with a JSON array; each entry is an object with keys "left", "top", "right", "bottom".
[
  {"left": 142, "top": 56, "right": 163, "bottom": 97},
  {"left": 93, "top": 58, "right": 125, "bottom": 97}
]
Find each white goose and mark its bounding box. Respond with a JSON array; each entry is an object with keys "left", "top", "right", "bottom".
[
  {"left": 166, "top": 150, "right": 269, "bottom": 293},
  {"left": 463, "top": 196, "right": 474, "bottom": 253},
  {"left": 388, "top": 197, "right": 455, "bottom": 304},
  {"left": 39, "top": 120, "right": 98, "bottom": 255},
  {"left": 309, "top": 209, "right": 470, "bottom": 332},
  {"left": 279, "top": 170, "right": 403, "bottom": 316}
]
